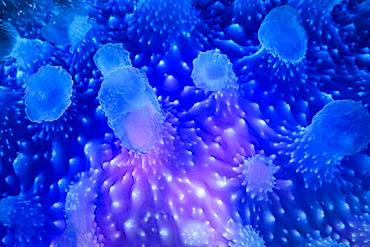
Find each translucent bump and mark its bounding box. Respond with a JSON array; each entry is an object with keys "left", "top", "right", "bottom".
[
  {"left": 191, "top": 50, "right": 237, "bottom": 92},
  {"left": 93, "top": 43, "right": 132, "bottom": 76},
  {"left": 12, "top": 153, "right": 32, "bottom": 185},
  {"left": 24, "top": 65, "right": 74, "bottom": 123},
  {"left": 98, "top": 66, "right": 162, "bottom": 152},
  {"left": 348, "top": 154, "right": 370, "bottom": 177},
  {"left": 258, "top": 5, "right": 308, "bottom": 63}
]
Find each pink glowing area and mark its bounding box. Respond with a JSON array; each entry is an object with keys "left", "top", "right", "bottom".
[{"left": 124, "top": 103, "right": 162, "bottom": 152}]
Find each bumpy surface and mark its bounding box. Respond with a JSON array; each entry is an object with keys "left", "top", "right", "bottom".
[{"left": 0, "top": 0, "right": 369, "bottom": 246}]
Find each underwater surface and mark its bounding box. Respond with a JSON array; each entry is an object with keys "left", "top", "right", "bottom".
[{"left": 0, "top": 0, "right": 369, "bottom": 246}]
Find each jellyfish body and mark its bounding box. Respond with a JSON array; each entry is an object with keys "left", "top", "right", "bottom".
[
  {"left": 93, "top": 43, "right": 131, "bottom": 76},
  {"left": 98, "top": 66, "right": 162, "bottom": 152},
  {"left": 191, "top": 50, "right": 238, "bottom": 92},
  {"left": 258, "top": 5, "right": 308, "bottom": 63},
  {"left": 41, "top": 8, "right": 92, "bottom": 47},
  {"left": 291, "top": 100, "right": 370, "bottom": 187},
  {"left": 24, "top": 65, "right": 74, "bottom": 123}
]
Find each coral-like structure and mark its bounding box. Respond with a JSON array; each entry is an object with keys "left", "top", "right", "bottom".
[{"left": 0, "top": 0, "right": 369, "bottom": 246}]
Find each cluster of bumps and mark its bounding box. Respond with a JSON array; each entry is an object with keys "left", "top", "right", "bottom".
[{"left": 0, "top": 0, "right": 370, "bottom": 246}]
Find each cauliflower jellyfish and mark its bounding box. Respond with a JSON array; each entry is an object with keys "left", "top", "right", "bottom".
[
  {"left": 291, "top": 100, "right": 370, "bottom": 187},
  {"left": 258, "top": 5, "right": 308, "bottom": 63},
  {"left": 98, "top": 66, "right": 162, "bottom": 153},
  {"left": 191, "top": 50, "right": 238, "bottom": 92},
  {"left": 41, "top": 8, "right": 92, "bottom": 47},
  {"left": 0, "top": 22, "right": 53, "bottom": 69},
  {"left": 24, "top": 65, "right": 74, "bottom": 123},
  {"left": 93, "top": 43, "right": 132, "bottom": 76}
]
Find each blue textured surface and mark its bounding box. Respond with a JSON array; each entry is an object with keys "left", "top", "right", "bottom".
[{"left": 0, "top": 0, "right": 369, "bottom": 246}]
